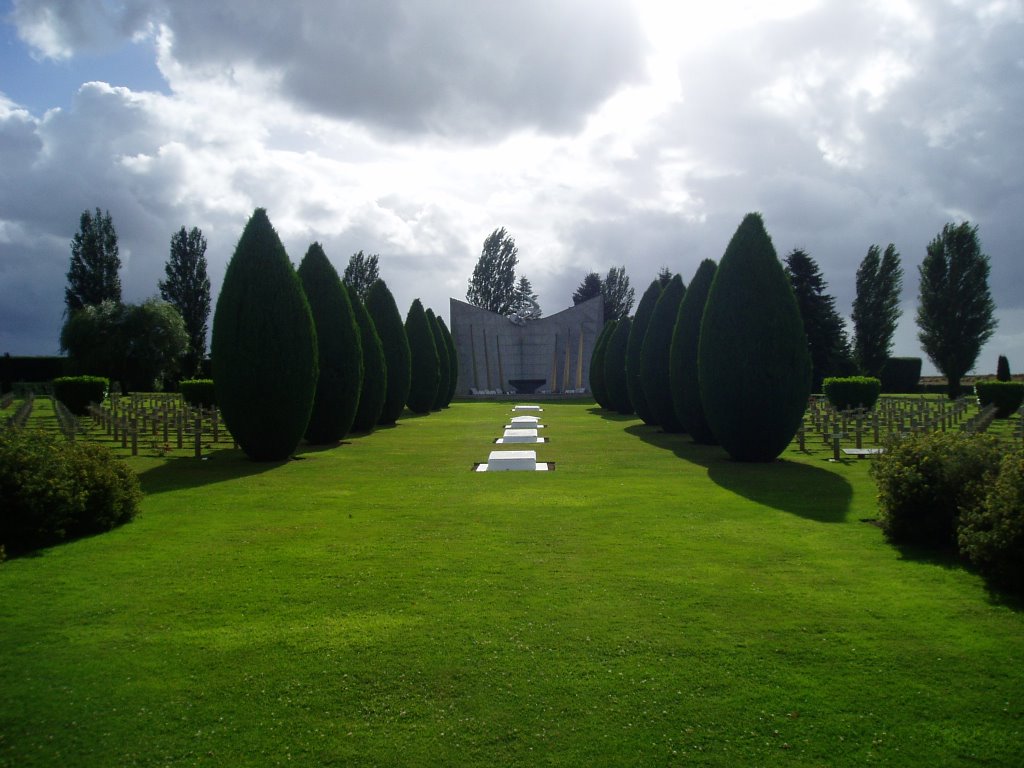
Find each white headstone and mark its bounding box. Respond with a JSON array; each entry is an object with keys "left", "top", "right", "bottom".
[
  {"left": 512, "top": 404, "right": 543, "bottom": 412},
  {"left": 501, "top": 428, "right": 539, "bottom": 443},
  {"left": 487, "top": 450, "right": 537, "bottom": 471},
  {"left": 510, "top": 415, "right": 540, "bottom": 425}
]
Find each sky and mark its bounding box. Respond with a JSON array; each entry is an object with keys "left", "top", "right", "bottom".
[{"left": 1, "top": 0, "right": 1022, "bottom": 376}]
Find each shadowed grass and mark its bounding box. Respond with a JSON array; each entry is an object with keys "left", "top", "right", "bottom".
[{"left": 1, "top": 400, "right": 1022, "bottom": 766}]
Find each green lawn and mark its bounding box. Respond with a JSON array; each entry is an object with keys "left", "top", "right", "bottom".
[{"left": 1, "top": 399, "right": 1022, "bottom": 766}]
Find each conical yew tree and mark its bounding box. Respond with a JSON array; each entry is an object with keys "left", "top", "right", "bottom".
[
  {"left": 590, "top": 320, "right": 616, "bottom": 409},
  {"left": 297, "top": 243, "right": 363, "bottom": 444},
  {"left": 670, "top": 259, "right": 718, "bottom": 444},
  {"left": 366, "top": 279, "right": 411, "bottom": 425},
  {"left": 626, "top": 279, "right": 663, "bottom": 425},
  {"left": 604, "top": 316, "right": 634, "bottom": 415},
  {"left": 426, "top": 308, "right": 450, "bottom": 410},
  {"left": 211, "top": 208, "right": 318, "bottom": 461},
  {"left": 405, "top": 299, "right": 440, "bottom": 414},
  {"left": 437, "top": 316, "right": 459, "bottom": 406},
  {"left": 640, "top": 274, "right": 686, "bottom": 432},
  {"left": 698, "top": 213, "right": 811, "bottom": 461},
  {"left": 346, "top": 284, "right": 387, "bottom": 433}
]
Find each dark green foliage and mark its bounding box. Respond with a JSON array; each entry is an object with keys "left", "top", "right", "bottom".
[
  {"left": 347, "top": 285, "right": 387, "bottom": 433},
  {"left": 997, "top": 355, "right": 1011, "bottom": 382},
  {"left": 52, "top": 376, "right": 108, "bottom": 415},
  {"left": 466, "top": 228, "right": 518, "bottom": 315},
  {"left": 159, "top": 226, "right": 211, "bottom": 377},
  {"left": 785, "top": 248, "right": 851, "bottom": 391},
  {"left": 602, "top": 266, "right": 635, "bottom": 325},
  {"left": 365, "top": 279, "right": 411, "bottom": 425},
  {"left": 405, "top": 299, "right": 440, "bottom": 415},
  {"left": 589, "top": 320, "right": 616, "bottom": 409},
  {"left": 179, "top": 379, "right": 216, "bottom": 409},
  {"left": 656, "top": 267, "right": 673, "bottom": 287},
  {"left": 974, "top": 381, "right": 1024, "bottom": 418},
  {"left": 603, "top": 317, "right": 633, "bottom": 415},
  {"left": 572, "top": 272, "right": 602, "bottom": 305},
  {"left": 852, "top": 244, "right": 903, "bottom": 376},
  {"left": 879, "top": 357, "right": 922, "bottom": 393},
  {"left": 640, "top": 274, "right": 686, "bottom": 432},
  {"left": 822, "top": 377, "right": 881, "bottom": 411},
  {"left": 437, "top": 317, "right": 458, "bottom": 406},
  {"left": 297, "top": 243, "right": 363, "bottom": 444},
  {"left": 958, "top": 451, "right": 1024, "bottom": 593},
  {"left": 0, "top": 357, "right": 68, "bottom": 393},
  {"left": 342, "top": 251, "right": 380, "bottom": 303},
  {"left": 510, "top": 276, "right": 542, "bottom": 321},
  {"left": 870, "top": 432, "right": 1002, "bottom": 548},
  {"left": 698, "top": 213, "right": 812, "bottom": 462},
  {"left": 917, "top": 222, "right": 998, "bottom": 398},
  {"left": 626, "top": 280, "right": 663, "bottom": 425},
  {"left": 670, "top": 259, "right": 718, "bottom": 444},
  {"left": 0, "top": 429, "right": 141, "bottom": 557},
  {"left": 211, "top": 208, "right": 318, "bottom": 461},
  {"left": 65, "top": 208, "right": 121, "bottom": 312},
  {"left": 426, "top": 309, "right": 450, "bottom": 410}
]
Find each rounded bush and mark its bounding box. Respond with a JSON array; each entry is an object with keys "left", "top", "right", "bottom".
[
  {"left": 0, "top": 429, "right": 141, "bottom": 556},
  {"left": 366, "top": 280, "right": 411, "bottom": 425},
  {"left": 640, "top": 274, "right": 686, "bottom": 432},
  {"left": 590, "top": 320, "right": 616, "bottom": 410},
  {"left": 822, "top": 376, "right": 881, "bottom": 411},
  {"left": 870, "top": 431, "right": 1002, "bottom": 548},
  {"left": 179, "top": 379, "right": 216, "bottom": 409},
  {"left": 626, "top": 280, "right": 663, "bottom": 425},
  {"left": 426, "top": 309, "right": 450, "bottom": 410},
  {"left": 974, "top": 381, "right": 1024, "bottom": 418},
  {"left": 670, "top": 259, "right": 718, "bottom": 444},
  {"left": 298, "top": 243, "right": 363, "bottom": 444},
  {"left": 347, "top": 285, "right": 387, "bottom": 433},
  {"left": 52, "top": 375, "right": 108, "bottom": 415},
  {"left": 958, "top": 451, "right": 1024, "bottom": 593},
  {"left": 879, "top": 357, "right": 922, "bottom": 393},
  {"left": 211, "top": 208, "right": 318, "bottom": 461},
  {"left": 996, "top": 355, "right": 1011, "bottom": 382},
  {"left": 405, "top": 299, "right": 440, "bottom": 414},
  {"left": 603, "top": 317, "right": 633, "bottom": 415},
  {"left": 437, "top": 316, "right": 459, "bottom": 407},
  {"left": 698, "top": 213, "right": 812, "bottom": 461}
]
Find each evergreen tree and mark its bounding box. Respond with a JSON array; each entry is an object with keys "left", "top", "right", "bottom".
[
  {"left": 699, "top": 213, "right": 811, "bottom": 462},
  {"left": 852, "top": 244, "right": 903, "bottom": 376},
  {"left": 572, "top": 272, "right": 603, "bottom": 305},
  {"left": 346, "top": 284, "right": 387, "bottom": 433},
  {"left": 589, "top": 320, "right": 616, "bottom": 409},
  {"left": 997, "top": 355, "right": 1011, "bottom": 382},
  {"left": 602, "top": 265, "right": 635, "bottom": 325},
  {"left": 466, "top": 227, "right": 518, "bottom": 315},
  {"left": 366, "top": 279, "right": 412, "bottom": 425},
  {"left": 211, "top": 208, "right": 318, "bottom": 461},
  {"left": 626, "top": 280, "right": 663, "bottom": 425},
  {"left": 66, "top": 208, "right": 121, "bottom": 312},
  {"left": 297, "top": 243, "right": 363, "bottom": 444},
  {"left": 640, "top": 274, "right": 686, "bottom": 432},
  {"left": 670, "top": 259, "right": 718, "bottom": 444},
  {"left": 426, "top": 308, "right": 451, "bottom": 410},
  {"left": 405, "top": 299, "right": 440, "bottom": 414},
  {"left": 437, "top": 316, "right": 459, "bottom": 406},
  {"left": 917, "top": 222, "right": 998, "bottom": 398},
  {"left": 159, "top": 226, "right": 211, "bottom": 377},
  {"left": 603, "top": 317, "right": 633, "bottom": 415},
  {"left": 784, "top": 248, "right": 851, "bottom": 391},
  {"left": 656, "top": 266, "right": 673, "bottom": 287},
  {"left": 342, "top": 250, "right": 380, "bottom": 303},
  {"left": 510, "top": 276, "right": 542, "bottom": 321}
]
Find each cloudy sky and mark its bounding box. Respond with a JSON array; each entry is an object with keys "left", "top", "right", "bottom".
[{"left": 1, "top": 0, "right": 1022, "bottom": 375}]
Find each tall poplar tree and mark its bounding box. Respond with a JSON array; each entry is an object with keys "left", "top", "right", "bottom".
[
  {"left": 852, "top": 244, "right": 903, "bottom": 376},
  {"left": 66, "top": 208, "right": 121, "bottom": 312},
  {"left": 466, "top": 228, "right": 518, "bottom": 315},
  {"left": 342, "top": 251, "right": 380, "bottom": 303},
  {"left": 602, "top": 265, "right": 635, "bottom": 324},
  {"left": 159, "top": 226, "right": 211, "bottom": 376}
]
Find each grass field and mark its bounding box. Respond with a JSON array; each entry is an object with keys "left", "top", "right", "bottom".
[{"left": 1, "top": 398, "right": 1022, "bottom": 766}]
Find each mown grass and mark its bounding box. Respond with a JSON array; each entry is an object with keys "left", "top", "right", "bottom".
[{"left": 1, "top": 399, "right": 1022, "bottom": 766}]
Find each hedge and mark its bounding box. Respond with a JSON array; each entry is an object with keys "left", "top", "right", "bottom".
[
  {"left": 603, "top": 317, "right": 633, "bottom": 415},
  {"left": 437, "top": 316, "right": 459, "bottom": 406},
  {"left": 179, "top": 379, "right": 216, "bottom": 409},
  {"left": 958, "top": 450, "right": 1024, "bottom": 593},
  {"left": 589, "top": 321, "right": 615, "bottom": 410},
  {"left": 405, "top": 299, "right": 440, "bottom": 414},
  {"left": 670, "top": 259, "right": 718, "bottom": 444},
  {"left": 625, "top": 280, "right": 662, "bottom": 425},
  {"left": 974, "top": 381, "right": 1024, "bottom": 418},
  {"left": 822, "top": 376, "right": 881, "bottom": 411},
  {"left": 347, "top": 285, "right": 387, "bottom": 433},
  {"left": 366, "top": 280, "right": 412, "bottom": 425},
  {"left": 427, "top": 309, "right": 450, "bottom": 410},
  {"left": 52, "top": 376, "right": 109, "bottom": 416},
  {"left": 640, "top": 274, "right": 686, "bottom": 432}
]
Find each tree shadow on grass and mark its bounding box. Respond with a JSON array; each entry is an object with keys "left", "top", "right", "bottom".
[
  {"left": 892, "top": 541, "right": 1024, "bottom": 612},
  {"left": 625, "top": 424, "right": 852, "bottom": 523},
  {"left": 136, "top": 448, "right": 289, "bottom": 495}
]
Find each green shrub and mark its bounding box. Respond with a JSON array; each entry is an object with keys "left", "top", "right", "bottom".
[
  {"left": 298, "top": 243, "right": 363, "bottom": 444},
  {"left": 437, "top": 316, "right": 459, "bottom": 407},
  {"left": 974, "top": 381, "right": 1024, "bottom": 418},
  {"left": 958, "top": 451, "right": 1024, "bottom": 592},
  {"left": 822, "top": 376, "right": 881, "bottom": 411},
  {"left": 366, "top": 280, "right": 411, "bottom": 425},
  {"left": 590, "top": 320, "right": 616, "bottom": 410},
  {"left": 347, "top": 285, "right": 387, "bottom": 433},
  {"left": 426, "top": 309, "right": 450, "bottom": 410},
  {"left": 640, "top": 274, "right": 686, "bottom": 432},
  {"left": 52, "top": 376, "right": 108, "bottom": 416},
  {"left": 870, "top": 431, "right": 1002, "bottom": 548},
  {"left": 179, "top": 379, "right": 216, "bottom": 409},
  {"left": 879, "top": 357, "right": 921, "bottom": 393},
  {"left": 211, "top": 208, "right": 319, "bottom": 461},
  {"left": 670, "top": 259, "right": 718, "bottom": 444},
  {"left": 0, "top": 429, "right": 141, "bottom": 556},
  {"left": 603, "top": 317, "right": 633, "bottom": 415},
  {"left": 996, "top": 355, "right": 1011, "bottom": 382},
  {"left": 626, "top": 280, "right": 662, "bottom": 425},
  {"left": 405, "top": 299, "right": 440, "bottom": 414},
  {"left": 698, "top": 213, "right": 812, "bottom": 461}
]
